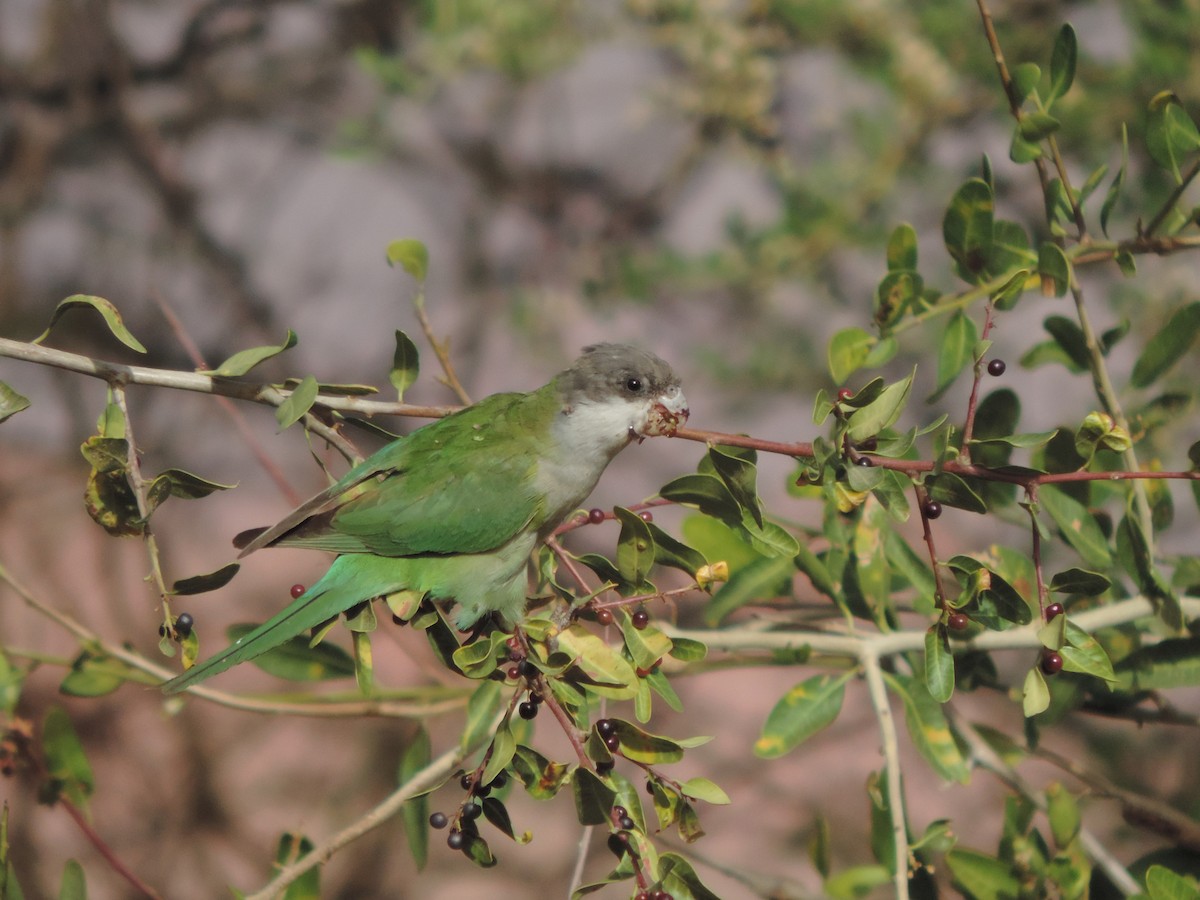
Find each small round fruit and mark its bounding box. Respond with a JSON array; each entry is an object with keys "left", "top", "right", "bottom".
[
  {"left": 619, "top": 815, "right": 636, "bottom": 831},
  {"left": 447, "top": 830, "right": 465, "bottom": 850},
  {"left": 947, "top": 612, "right": 969, "bottom": 631},
  {"left": 596, "top": 759, "right": 614, "bottom": 775},
  {"left": 460, "top": 774, "right": 474, "bottom": 791},
  {"left": 596, "top": 718, "right": 617, "bottom": 737},
  {"left": 588, "top": 508, "right": 606, "bottom": 524},
  {"left": 290, "top": 584, "right": 306, "bottom": 598},
  {"left": 855, "top": 456, "right": 873, "bottom": 467},
  {"left": 639, "top": 511, "right": 653, "bottom": 522},
  {"left": 595, "top": 607, "right": 615, "bottom": 626},
  {"left": 519, "top": 701, "right": 538, "bottom": 720},
  {"left": 1041, "top": 650, "right": 1064, "bottom": 675},
  {"left": 461, "top": 801, "right": 482, "bottom": 821},
  {"left": 612, "top": 805, "right": 627, "bottom": 819},
  {"left": 604, "top": 734, "right": 621, "bottom": 752},
  {"left": 489, "top": 773, "right": 507, "bottom": 790},
  {"left": 631, "top": 610, "right": 650, "bottom": 630},
  {"left": 517, "top": 659, "right": 538, "bottom": 677},
  {"left": 837, "top": 387, "right": 853, "bottom": 402},
  {"left": 175, "top": 613, "right": 194, "bottom": 637},
  {"left": 429, "top": 811, "right": 448, "bottom": 829},
  {"left": 923, "top": 500, "right": 943, "bottom": 520},
  {"left": 607, "top": 832, "right": 629, "bottom": 857},
  {"left": 987, "top": 359, "right": 1007, "bottom": 377},
  {"left": 1045, "top": 602, "right": 1065, "bottom": 621}
]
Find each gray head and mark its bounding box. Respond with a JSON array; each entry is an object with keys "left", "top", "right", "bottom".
[{"left": 558, "top": 343, "right": 689, "bottom": 438}]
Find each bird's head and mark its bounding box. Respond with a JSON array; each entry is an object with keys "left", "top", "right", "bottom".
[{"left": 557, "top": 343, "right": 689, "bottom": 448}]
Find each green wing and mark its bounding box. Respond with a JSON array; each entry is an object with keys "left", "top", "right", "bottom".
[{"left": 244, "top": 389, "right": 551, "bottom": 557}]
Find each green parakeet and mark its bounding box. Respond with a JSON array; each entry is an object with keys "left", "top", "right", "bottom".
[{"left": 163, "top": 343, "right": 687, "bottom": 693}]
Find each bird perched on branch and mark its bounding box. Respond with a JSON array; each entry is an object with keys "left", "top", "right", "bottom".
[{"left": 163, "top": 343, "right": 688, "bottom": 693}]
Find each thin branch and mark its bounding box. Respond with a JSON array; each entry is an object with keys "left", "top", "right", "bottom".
[
  {"left": 862, "top": 650, "right": 910, "bottom": 900},
  {"left": 244, "top": 713, "right": 503, "bottom": 900},
  {"left": 59, "top": 798, "right": 164, "bottom": 900},
  {"left": 1142, "top": 156, "right": 1200, "bottom": 238}
]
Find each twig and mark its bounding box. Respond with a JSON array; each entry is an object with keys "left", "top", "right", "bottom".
[
  {"left": 244, "top": 712, "right": 504, "bottom": 900},
  {"left": 862, "top": 650, "right": 909, "bottom": 900},
  {"left": 59, "top": 798, "right": 164, "bottom": 899},
  {"left": 410, "top": 282, "right": 472, "bottom": 405},
  {"left": 0, "top": 561, "right": 469, "bottom": 718}
]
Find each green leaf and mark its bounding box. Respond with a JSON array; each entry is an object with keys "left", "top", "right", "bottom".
[
  {"left": 1039, "top": 486, "right": 1112, "bottom": 568},
  {"left": 512, "top": 744, "right": 571, "bottom": 800},
  {"left": 846, "top": 367, "right": 915, "bottom": 442},
  {"left": 1019, "top": 110, "right": 1061, "bottom": 142},
  {"left": 1047, "top": 24, "right": 1077, "bottom": 104},
  {"left": 171, "top": 562, "right": 240, "bottom": 596},
  {"left": 753, "top": 673, "right": 849, "bottom": 759},
  {"left": 1038, "top": 242, "right": 1071, "bottom": 296},
  {"left": 1023, "top": 666, "right": 1050, "bottom": 716},
  {"left": 659, "top": 473, "right": 742, "bottom": 530},
  {"left": 59, "top": 652, "right": 136, "bottom": 698},
  {"left": 1115, "top": 638, "right": 1200, "bottom": 690},
  {"left": 992, "top": 267, "right": 1031, "bottom": 311},
  {"left": 679, "top": 777, "right": 730, "bottom": 806},
  {"left": 886, "top": 673, "right": 969, "bottom": 782},
  {"left": 390, "top": 330, "right": 420, "bottom": 402},
  {"left": 619, "top": 610, "right": 673, "bottom": 672},
  {"left": 1144, "top": 864, "right": 1200, "bottom": 899},
  {"left": 0, "top": 382, "right": 30, "bottom": 424},
  {"left": 572, "top": 767, "right": 616, "bottom": 826},
  {"left": 943, "top": 178, "right": 994, "bottom": 283},
  {"left": 946, "top": 848, "right": 1022, "bottom": 899},
  {"left": 1012, "top": 63, "right": 1041, "bottom": 105},
  {"left": 209, "top": 331, "right": 298, "bottom": 377},
  {"left": 969, "top": 430, "right": 1058, "bottom": 450},
  {"left": 704, "top": 554, "right": 794, "bottom": 625},
  {"left": 1060, "top": 620, "right": 1117, "bottom": 683},
  {"left": 1101, "top": 124, "right": 1128, "bottom": 237},
  {"left": 481, "top": 723, "right": 516, "bottom": 789},
  {"left": 57, "top": 859, "right": 86, "bottom": 900},
  {"left": 555, "top": 624, "right": 638, "bottom": 699},
  {"left": 276, "top": 374, "right": 320, "bottom": 429},
  {"left": 659, "top": 852, "right": 723, "bottom": 900},
  {"left": 1146, "top": 91, "right": 1200, "bottom": 183},
  {"left": 398, "top": 727, "right": 431, "bottom": 870},
  {"left": 610, "top": 719, "right": 685, "bottom": 764},
  {"left": 33, "top": 294, "right": 147, "bottom": 353},
  {"left": 925, "top": 625, "right": 955, "bottom": 703},
  {"left": 1046, "top": 782, "right": 1080, "bottom": 849},
  {"left": 614, "top": 507, "right": 655, "bottom": 587},
  {"left": 42, "top": 708, "right": 95, "bottom": 812},
  {"left": 886, "top": 223, "right": 918, "bottom": 271},
  {"left": 461, "top": 681, "right": 503, "bottom": 753},
  {"left": 1041, "top": 315, "right": 1090, "bottom": 371},
  {"left": 874, "top": 271, "right": 924, "bottom": 328},
  {"left": 153, "top": 468, "right": 237, "bottom": 501},
  {"left": 926, "top": 472, "right": 987, "bottom": 514},
  {"left": 644, "top": 522, "right": 707, "bottom": 577},
  {"left": 828, "top": 327, "right": 874, "bottom": 382},
  {"left": 228, "top": 624, "right": 356, "bottom": 682},
  {"left": 1048, "top": 568, "right": 1110, "bottom": 596},
  {"left": 931, "top": 310, "right": 979, "bottom": 400},
  {"left": 386, "top": 238, "right": 430, "bottom": 282},
  {"left": 1132, "top": 302, "right": 1200, "bottom": 388},
  {"left": 708, "top": 445, "right": 763, "bottom": 527}
]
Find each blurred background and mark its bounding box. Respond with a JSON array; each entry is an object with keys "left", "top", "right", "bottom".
[{"left": 2, "top": 1, "right": 1199, "bottom": 897}]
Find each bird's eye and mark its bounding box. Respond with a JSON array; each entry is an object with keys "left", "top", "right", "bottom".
[{"left": 625, "top": 377, "right": 643, "bottom": 393}]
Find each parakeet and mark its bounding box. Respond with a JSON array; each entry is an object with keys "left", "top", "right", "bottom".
[{"left": 162, "top": 343, "right": 688, "bottom": 693}]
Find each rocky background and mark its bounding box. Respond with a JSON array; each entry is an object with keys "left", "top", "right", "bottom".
[{"left": 2, "top": 1, "right": 1198, "bottom": 897}]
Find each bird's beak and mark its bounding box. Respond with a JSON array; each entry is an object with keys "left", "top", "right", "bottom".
[{"left": 640, "top": 386, "right": 689, "bottom": 437}]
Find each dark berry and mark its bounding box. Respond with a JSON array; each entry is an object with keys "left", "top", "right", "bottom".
[
  {"left": 837, "top": 387, "right": 853, "bottom": 402},
  {"left": 619, "top": 815, "right": 636, "bottom": 831},
  {"left": 987, "top": 359, "right": 1007, "bottom": 377},
  {"left": 429, "top": 811, "right": 448, "bottom": 829},
  {"left": 923, "top": 500, "right": 943, "bottom": 520},
  {"left": 290, "top": 584, "right": 306, "bottom": 598},
  {"left": 490, "top": 773, "right": 507, "bottom": 789},
  {"left": 652, "top": 891, "right": 673, "bottom": 900},
  {"left": 461, "top": 801, "right": 482, "bottom": 821},
  {"left": 596, "top": 718, "right": 617, "bottom": 737},
  {"left": 1040, "top": 651, "right": 1064, "bottom": 675},
  {"left": 158, "top": 624, "right": 166, "bottom": 637},
  {"left": 636, "top": 893, "right": 651, "bottom": 900},
  {"left": 947, "top": 612, "right": 969, "bottom": 630},
  {"left": 530, "top": 691, "right": 544, "bottom": 705},
  {"left": 646, "top": 779, "right": 656, "bottom": 796},
  {"left": 639, "top": 511, "right": 653, "bottom": 522},
  {"left": 588, "top": 508, "right": 606, "bottom": 525},
  {"left": 506, "top": 636, "right": 521, "bottom": 651},
  {"left": 447, "top": 830, "right": 465, "bottom": 850},
  {"left": 855, "top": 456, "right": 873, "bottom": 466},
  {"left": 613, "top": 805, "right": 627, "bottom": 818},
  {"left": 517, "top": 659, "right": 538, "bottom": 678},
  {"left": 519, "top": 701, "right": 538, "bottom": 720},
  {"left": 596, "top": 759, "right": 614, "bottom": 775},
  {"left": 175, "top": 613, "right": 194, "bottom": 637},
  {"left": 596, "top": 607, "right": 615, "bottom": 626},
  {"left": 506, "top": 665, "right": 521, "bottom": 681},
  {"left": 857, "top": 436, "right": 878, "bottom": 451},
  {"left": 1045, "top": 602, "right": 1065, "bottom": 621},
  {"left": 604, "top": 734, "right": 621, "bottom": 752},
  {"left": 475, "top": 780, "right": 492, "bottom": 797},
  {"left": 460, "top": 774, "right": 474, "bottom": 791},
  {"left": 631, "top": 610, "right": 650, "bottom": 630},
  {"left": 607, "top": 832, "right": 629, "bottom": 857}
]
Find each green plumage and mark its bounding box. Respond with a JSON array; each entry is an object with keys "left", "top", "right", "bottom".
[{"left": 161, "top": 343, "right": 686, "bottom": 695}]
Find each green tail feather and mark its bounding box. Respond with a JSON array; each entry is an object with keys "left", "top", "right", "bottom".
[{"left": 162, "top": 554, "right": 412, "bottom": 694}]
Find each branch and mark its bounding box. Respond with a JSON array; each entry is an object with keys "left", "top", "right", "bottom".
[{"left": 862, "top": 650, "right": 910, "bottom": 900}]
